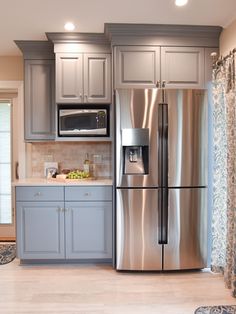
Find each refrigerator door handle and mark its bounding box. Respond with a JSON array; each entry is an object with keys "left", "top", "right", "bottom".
[
  {"left": 158, "top": 103, "right": 168, "bottom": 187},
  {"left": 158, "top": 188, "right": 168, "bottom": 245},
  {"left": 162, "top": 104, "right": 168, "bottom": 188},
  {"left": 162, "top": 188, "right": 168, "bottom": 244},
  {"left": 158, "top": 104, "right": 163, "bottom": 186},
  {"left": 158, "top": 189, "right": 162, "bottom": 244}
]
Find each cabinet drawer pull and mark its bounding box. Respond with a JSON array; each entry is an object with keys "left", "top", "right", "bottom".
[
  {"left": 57, "top": 207, "right": 64, "bottom": 212},
  {"left": 84, "top": 192, "right": 91, "bottom": 197},
  {"left": 34, "top": 192, "right": 42, "bottom": 197}
]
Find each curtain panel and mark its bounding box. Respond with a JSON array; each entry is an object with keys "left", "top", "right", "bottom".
[{"left": 211, "top": 52, "right": 236, "bottom": 297}]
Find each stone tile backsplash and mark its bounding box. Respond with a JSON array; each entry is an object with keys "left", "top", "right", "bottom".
[{"left": 29, "top": 142, "right": 112, "bottom": 178}]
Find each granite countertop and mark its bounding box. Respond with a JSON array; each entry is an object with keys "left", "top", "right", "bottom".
[{"left": 12, "top": 177, "right": 113, "bottom": 186}]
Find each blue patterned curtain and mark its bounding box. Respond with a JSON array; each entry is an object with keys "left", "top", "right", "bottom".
[{"left": 211, "top": 52, "right": 236, "bottom": 297}]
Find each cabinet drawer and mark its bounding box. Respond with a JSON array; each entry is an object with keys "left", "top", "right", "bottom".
[
  {"left": 65, "top": 186, "right": 112, "bottom": 201},
  {"left": 16, "top": 186, "right": 64, "bottom": 202}
]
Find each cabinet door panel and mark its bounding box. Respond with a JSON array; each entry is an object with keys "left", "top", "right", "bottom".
[
  {"left": 84, "top": 54, "right": 111, "bottom": 103},
  {"left": 161, "top": 47, "right": 204, "bottom": 88},
  {"left": 115, "top": 46, "right": 160, "bottom": 88},
  {"left": 16, "top": 202, "right": 65, "bottom": 259},
  {"left": 56, "top": 53, "right": 83, "bottom": 103},
  {"left": 65, "top": 201, "right": 112, "bottom": 259},
  {"left": 25, "top": 60, "right": 55, "bottom": 140}
]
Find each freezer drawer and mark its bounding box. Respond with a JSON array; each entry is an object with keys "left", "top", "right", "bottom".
[
  {"left": 164, "top": 188, "right": 207, "bottom": 270},
  {"left": 116, "top": 189, "right": 162, "bottom": 270}
]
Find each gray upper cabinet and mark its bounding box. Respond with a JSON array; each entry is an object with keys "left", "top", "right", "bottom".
[
  {"left": 56, "top": 53, "right": 111, "bottom": 104},
  {"left": 161, "top": 47, "right": 205, "bottom": 89},
  {"left": 25, "top": 59, "right": 55, "bottom": 140},
  {"left": 115, "top": 46, "right": 161, "bottom": 88},
  {"left": 109, "top": 24, "right": 221, "bottom": 89},
  {"left": 14, "top": 41, "right": 55, "bottom": 142},
  {"left": 114, "top": 45, "right": 206, "bottom": 89}
]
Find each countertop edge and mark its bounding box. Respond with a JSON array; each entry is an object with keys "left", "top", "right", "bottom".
[{"left": 12, "top": 178, "right": 113, "bottom": 186}]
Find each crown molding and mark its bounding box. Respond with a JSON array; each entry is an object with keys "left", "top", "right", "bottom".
[
  {"left": 104, "top": 23, "right": 222, "bottom": 46},
  {"left": 14, "top": 41, "right": 54, "bottom": 59},
  {"left": 46, "top": 32, "right": 110, "bottom": 45}
]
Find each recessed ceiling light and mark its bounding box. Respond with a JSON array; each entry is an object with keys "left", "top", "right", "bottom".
[
  {"left": 175, "top": 0, "right": 188, "bottom": 6},
  {"left": 64, "top": 22, "right": 75, "bottom": 31}
]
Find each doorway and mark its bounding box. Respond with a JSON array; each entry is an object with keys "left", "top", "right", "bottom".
[
  {"left": 0, "top": 82, "right": 25, "bottom": 241},
  {"left": 0, "top": 100, "right": 14, "bottom": 240}
]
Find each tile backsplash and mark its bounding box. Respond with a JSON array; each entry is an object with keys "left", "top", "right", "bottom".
[{"left": 28, "top": 142, "right": 112, "bottom": 178}]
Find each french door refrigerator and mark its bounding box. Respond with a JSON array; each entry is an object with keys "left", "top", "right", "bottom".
[{"left": 115, "top": 88, "right": 208, "bottom": 271}]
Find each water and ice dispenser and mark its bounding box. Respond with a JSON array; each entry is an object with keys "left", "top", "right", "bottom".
[{"left": 122, "top": 128, "right": 149, "bottom": 175}]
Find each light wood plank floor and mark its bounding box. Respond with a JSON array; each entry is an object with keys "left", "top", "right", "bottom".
[{"left": 0, "top": 259, "right": 235, "bottom": 314}]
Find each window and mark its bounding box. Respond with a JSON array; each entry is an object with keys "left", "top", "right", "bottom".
[{"left": 0, "top": 102, "right": 12, "bottom": 224}]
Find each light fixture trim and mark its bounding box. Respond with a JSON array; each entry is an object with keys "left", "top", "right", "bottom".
[
  {"left": 175, "top": 0, "right": 188, "bottom": 6},
  {"left": 64, "top": 22, "right": 75, "bottom": 31}
]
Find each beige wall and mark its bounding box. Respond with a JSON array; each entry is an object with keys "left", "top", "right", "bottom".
[
  {"left": 220, "top": 19, "right": 236, "bottom": 57},
  {"left": 0, "top": 56, "right": 23, "bottom": 81}
]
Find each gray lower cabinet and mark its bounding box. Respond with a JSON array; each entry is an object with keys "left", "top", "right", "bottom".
[
  {"left": 56, "top": 53, "right": 111, "bottom": 103},
  {"left": 16, "top": 186, "right": 112, "bottom": 261},
  {"left": 24, "top": 59, "right": 55, "bottom": 140},
  {"left": 16, "top": 201, "right": 65, "bottom": 259},
  {"left": 64, "top": 186, "right": 112, "bottom": 259},
  {"left": 65, "top": 202, "right": 112, "bottom": 259}
]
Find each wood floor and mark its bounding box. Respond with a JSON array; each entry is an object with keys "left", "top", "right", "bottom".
[{"left": 0, "top": 259, "right": 235, "bottom": 314}]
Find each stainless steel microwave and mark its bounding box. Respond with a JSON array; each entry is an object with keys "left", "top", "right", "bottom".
[{"left": 58, "top": 105, "right": 109, "bottom": 137}]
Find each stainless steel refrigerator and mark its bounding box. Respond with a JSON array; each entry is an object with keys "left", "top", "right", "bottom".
[{"left": 115, "top": 88, "right": 208, "bottom": 271}]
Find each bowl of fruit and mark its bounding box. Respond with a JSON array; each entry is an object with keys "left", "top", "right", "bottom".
[{"left": 66, "top": 169, "right": 90, "bottom": 180}]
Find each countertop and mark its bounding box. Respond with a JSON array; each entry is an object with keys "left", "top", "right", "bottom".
[{"left": 12, "top": 177, "right": 113, "bottom": 186}]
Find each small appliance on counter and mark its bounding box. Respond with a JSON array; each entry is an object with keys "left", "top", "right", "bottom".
[{"left": 44, "top": 162, "right": 58, "bottom": 178}]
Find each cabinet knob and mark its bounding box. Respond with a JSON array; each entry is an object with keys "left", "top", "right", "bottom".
[
  {"left": 34, "top": 192, "right": 42, "bottom": 197},
  {"left": 84, "top": 192, "right": 91, "bottom": 197},
  {"left": 161, "top": 80, "right": 166, "bottom": 88},
  {"left": 156, "top": 80, "right": 160, "bottom": 88}
]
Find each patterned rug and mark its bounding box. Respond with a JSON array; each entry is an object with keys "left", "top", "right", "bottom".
[
  {"left": 0, "top": 243, "right": 16, "bottom": 265},
  {"left": 195, "top": 305, "right": 236, "bottom": 314}
]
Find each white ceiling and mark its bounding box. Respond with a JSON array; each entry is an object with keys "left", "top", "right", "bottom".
[{"left": 1, "top": 0, "right": 236, "bottom": 56}]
